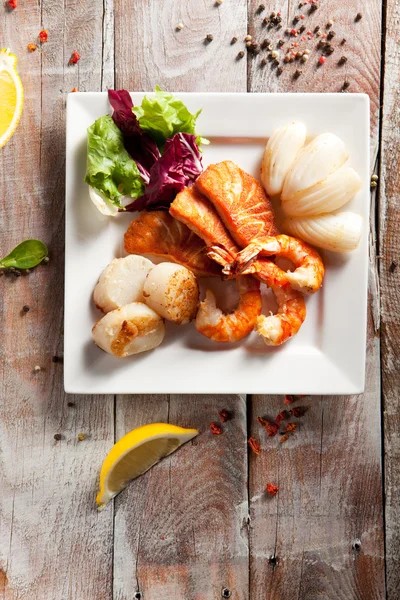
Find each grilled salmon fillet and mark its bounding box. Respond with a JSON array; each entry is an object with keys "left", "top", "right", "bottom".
[
  {"left": 124, "top": 210, "right": 221, "bottom": 278},
  {"left": 170, "top": 187, "right": 240, "bottom": 261},
  {"left": 196, "top": 160, "right": 279, "bottom": 247}
]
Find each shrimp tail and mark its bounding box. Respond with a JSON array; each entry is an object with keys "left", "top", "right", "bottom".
[
  {"left": 228, "top": 237, "right": 280, "bottom": 274},
  {"left": 206, "top": 245, "right": 235, "bottom": 268}
]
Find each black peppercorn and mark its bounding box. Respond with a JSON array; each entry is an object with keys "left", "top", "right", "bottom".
[
  {"left": 205, "top": 34, "right": 214, "bottom": 42},
  {"left": 237, "top": 51, "right": 245, "bottom": 59},
  {"left": 54, "top": 433, "right": 62, "bottom": 441},
  {"left": 23, "top": 305, "right": 30, "bottom": 313},
  {"left": 231, "top": 36, "right": 238, "bottom": 44}
]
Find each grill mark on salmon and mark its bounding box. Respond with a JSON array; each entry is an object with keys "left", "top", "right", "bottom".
[{"left": 196, "top": 160, "right": 279, "bottom": 247}]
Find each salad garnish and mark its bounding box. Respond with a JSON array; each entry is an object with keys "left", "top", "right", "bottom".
[
  {"left": 85, "top": 87, "right": 207, "bottom": 215},
  {"left": 85, "top": 115, "right": 144, "bottom": 210}
]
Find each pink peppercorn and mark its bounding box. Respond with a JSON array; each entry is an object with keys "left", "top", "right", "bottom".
[{"left": 319, "top": 56, "right": 326, "bottom": 64}]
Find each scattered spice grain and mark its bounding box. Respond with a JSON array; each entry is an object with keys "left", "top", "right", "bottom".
[
  {"left": 231, "top": 36, "right": 238, "bottom": 44},
  {"left": 54, "top": 433, "right": 62, "bottom": 441},
  {"left": 276, "top": 410, "right": 289, "bottom": 426},
  {"left": 339, "top": 55, "right": 348, "bottom": 65},
  {"left": 286, "top": 422, "right": 297, "bottom": 434},
  {"left": 39, "top": 30, "right": 48, "bottom": 43},
  {"left": 266, "top": 483, "right": 279, "bottom": 496},
  {"left": 342, "top": 80, "right": 350, "bottom": 90},
  {"left": 248, "top": 437, "right": 261, "bottom": 455},
  {"left": 210, "top": 422, "right": 223, "bottom": 435},
  {"left": 389, "top": 261, "right": 397, "bottom": 273},
  {"left": 205, "top": 34, "right": 214, "bottom": 42},
  {"left": 176, "top": 23, "right": 184, "bottom": 30},
  {"left": 77, "top": 433, "right": 86, "bottom": 441},
  {"left": 27, "top": 43, "right": 37, "bottom": 52},
  {"left": 355, "top": 12, "right": 362, "bottom": 21},
  {"left": 218, "top": 409, "right": 230, "bottom": 423},
  {"left": 69, "top": 50, "right": 80, "bottom": 65},
  {"left": 237, "top": 50, "right": 245, "bottom": 59},
  {"left": 290, "top": 406, "right": 308, "bottom": 417},
  {"left": 265, "top": 421, "right": 279, "bottom": 437},
  {"left": 280, "top": 433, "right": 290, "bottom": 443},
  {"left": 23, "top": 305, "right": 30, "bottom": 313}
]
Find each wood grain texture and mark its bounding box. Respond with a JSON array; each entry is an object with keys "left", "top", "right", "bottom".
[
  {"left": 379, "top": 0, "right": 400, "bottom": 594},
  {"left": 0, "top": 1, "right": 115, "bottom": 598},
  {"left": 114, "top": 0, "right": 248, "bottom": 92},
  {"left": 113, "top": 395, "right": 249, "bottom": 600},
  {"left": 246, "top": 1, "right": 385, "bottom": 597},
  {"left": 249, "top": 309, "right": 385, "bottom": 599}
]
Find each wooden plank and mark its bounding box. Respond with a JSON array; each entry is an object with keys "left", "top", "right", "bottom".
[
  {"left": 247, "top": 1, "right": 385, "bottom": 597},
  {"left": 249, "top": 310, "right": 385, "bottom": 599},
  {"left": 379, "top": 0, "right": 400, "bottom": 594},
  {"left": 0, "top": 1, "right": 115, "bottom": 598},
  {"left": 114, "top": 395, "right": 249, "bottom": 600},
  {"left": 113, "top": 3, "right": 250, "bottom": 598},
  {"left": 114, "top": 0, "right": 248, "bottom": 92}
]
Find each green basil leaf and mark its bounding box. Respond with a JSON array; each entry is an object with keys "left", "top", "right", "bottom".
[{"left": 0, "top": 240, "right": 48, "bottom": 269}]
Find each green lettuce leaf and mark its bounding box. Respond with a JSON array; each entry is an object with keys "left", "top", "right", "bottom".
[
  {"left": 85, "top": 115, "right": 144, "bottom": 208},
  {"left": 132, "top": 86, "right": 204, "bottom": 148}
]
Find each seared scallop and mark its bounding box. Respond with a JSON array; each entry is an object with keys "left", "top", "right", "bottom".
[
  {"left": 94, "top": 255, "right": 154, "bottom": 313},
  {"left": 92, "top": 302, "right": 165, "bottom": 357},
  {"left": 143, "top": 263, "right": 199, "bottom": 324}
]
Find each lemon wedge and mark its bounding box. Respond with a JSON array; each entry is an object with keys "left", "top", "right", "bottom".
[
  {"left": 0, "top": 49, "right": 24, "bottom": 149},
  {"left": 96, "top": 423, "right": 198, "bottom": 506}
]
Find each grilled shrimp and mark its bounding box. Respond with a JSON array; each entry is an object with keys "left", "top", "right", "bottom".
[
  {"left": 228, "top": 234, "right": 324, "bottom": 294},
  {"left": 195, "top": 276, "right": 262, "bottom": 342},
  {"left": 241, "top": 260, "right": 307, "bottom": 346}
]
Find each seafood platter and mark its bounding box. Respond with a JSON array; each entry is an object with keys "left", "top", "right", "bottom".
[{"left": 65, "top": 90, "right": 369, "bottom": 394}]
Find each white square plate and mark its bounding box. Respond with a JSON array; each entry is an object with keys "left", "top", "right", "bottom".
[{"left": 65, "top": 92, "right": 369, "bottom": 395}]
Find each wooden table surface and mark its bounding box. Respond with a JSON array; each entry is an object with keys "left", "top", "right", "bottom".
[{"left": 0, "top": 0, "right": 399, "bottom": 598}]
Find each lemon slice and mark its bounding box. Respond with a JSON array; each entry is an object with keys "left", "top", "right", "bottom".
[
  {"left": 96, "top": 423, "right": 198, "bottom": 506},
  {"left": 0, "top": 49, "right": 24, "bottom": 149}
]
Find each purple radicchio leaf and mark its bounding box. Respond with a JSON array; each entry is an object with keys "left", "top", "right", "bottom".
[
  {"left": 108, "top": 89, "right": 160, "bottom": 183},
  {"left": 125, "top": 132, "right": 203, "bottom": 212}
]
